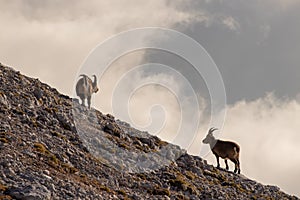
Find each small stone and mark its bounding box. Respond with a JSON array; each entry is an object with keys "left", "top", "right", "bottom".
[{"left": 33, "top": 88, "right": 43, "bottom": 100}]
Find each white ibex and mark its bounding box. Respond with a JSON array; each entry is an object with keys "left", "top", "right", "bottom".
[
  {"left": 75, "top": 74, "right": 99, "bottom": 109},
  {"left": 202, "top": 127, "right": 241, "bottom": 174}
]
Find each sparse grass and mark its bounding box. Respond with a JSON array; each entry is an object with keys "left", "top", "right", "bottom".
[
  {"left": 250, "top": 195, "right": 274, "bottom": 200},
  {"left": 203, "top": 169, "right": 253, "bottom": 196},
  {"left": 33, "top": 142, "right": 59, "bottom": 165},
  {"left": 169, "top": 173, "right": 198, "bottom": 195},
  {"left": 185, "top": 170, "right": 196, "bottom": 180},
  {"left": 93, "top": 157, "right": 112, "bottom": 168},
  {"left": 50, "top": 130, "right": 61, "bottom": 137},
  {"left": 0, "top": 131, "right": 7, "bottom": 136},
  {"left": 0, "top": 183, "right": 7, "bottom": 191},
  {"left": 0, "top": 195, "right": 12, "bottom": 200},
  {"left": 117, "top": 189, "right": 127, "bottom": 196},
  {"left": 203, "top": 168, "right": 226, "bottom": 182},
  {"left": 33, "top": 143, "right": 81, "bottom": 174},
  {"left": 136, "top": 173, "right": 147, "bottom": 180},
  {"left": 175, "top": 193, "right": 185, "bottom": 199},
  {"left": 45, "top": 107, "right": 59, "bottom": 114},
  {"left": 79, "top": 174, "right": 87, "bottom": 179},
  {"left": 148, "top": 186, "right": 171, "bottom": 196},
  {"left": 49, "top": 154, "right": 59, "bottom": 165},
  {"left": 119, "top": 143, "right": 130, "bottom": 150},
  {"left": 233, "top": 183, "right": 252, "bottom": 195},
  {"left": 0, "top": 138, "right": 8, "bottom": 143},
  {"left": 156, "top": 140, "right": 168, "bottom": 147},
  {"left": 44, "top": 107, "right": 52, "bottom": 113},
  {"left": 61, "top": 163, "right": 78, "bottom": 174},
  {"left": 71, "top": 172, "right": 118, "bottom": 195},
  {"left": 31, "top": 118, "right": 38, "bottom": 127},
  {"left": 34, "top": 143, "right": 47, "bottom": 153},
  {"left": 13, "top": 108, "right": 24, "bottom": 115},
  {"left": 0, "top": 184, "right": 11, "bottom": 199},
  {"left": 99, "top": 185, "right": 111, "bottom": 193},
  {"left": 50, "top": 130, "right": 66, "bottom": 140},
  {"left": 169, "top": 175, "right": 186, "bottom": 188},
  {"left": 134, "top": 145, "right": 144, "bottom": 151}
]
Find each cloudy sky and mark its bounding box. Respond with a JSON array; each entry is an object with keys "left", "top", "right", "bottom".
[{"left": 1, "top": 0, "right": 300, "bottom": 196}]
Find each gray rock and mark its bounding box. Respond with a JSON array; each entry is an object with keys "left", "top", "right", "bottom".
[{"left": 6, "top": 185, "right": 51, "bottom": 200}]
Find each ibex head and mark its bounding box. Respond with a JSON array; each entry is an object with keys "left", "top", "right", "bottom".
[
  {"left": 202, "top": 127, "right": 218, "bottom": 144},
  {"left": 92, "top": 75, "right": 99, "bottom": 93}
]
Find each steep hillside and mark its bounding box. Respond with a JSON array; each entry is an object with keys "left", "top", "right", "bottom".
[{"left": 0, "top": 63, "right": 298, "bottom": 199}]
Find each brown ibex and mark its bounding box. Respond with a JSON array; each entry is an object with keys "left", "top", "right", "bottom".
[
  {"left": 202, "top": 127, "right": 241, "bottom": 174},
  {"left": 75, "top": 74, "right": 99, "bottom": 109}
]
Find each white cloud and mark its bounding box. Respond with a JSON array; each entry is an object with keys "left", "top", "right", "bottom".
[
  {"left": 273, "top": 0, "right": 299, "bottom": 11},
  {"left": 94, "top": 53, "right": 207, "bottom": 148},
  {"left": 260, "top": 24, "right": 271, "bottom": 39},
  {"left": 221, "top": 16, "right": 240, "bottom": 31},
  {"left": 0, "top": 0, "right": 204, "bottom": 95}
]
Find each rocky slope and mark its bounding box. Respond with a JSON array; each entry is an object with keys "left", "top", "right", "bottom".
[{"left": 0, "top": 63, "right": 298, "bottom": 200}]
